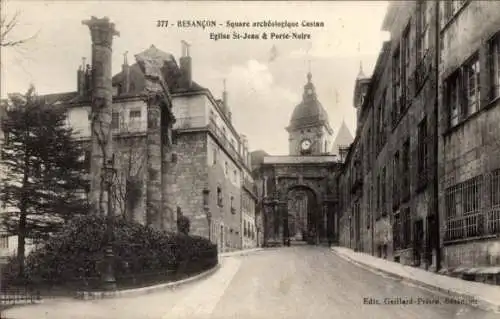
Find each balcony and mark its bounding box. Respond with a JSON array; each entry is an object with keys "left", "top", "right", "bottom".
[
  {"left": 72, "top": 120, "right": 148, "bottom": 141},
  {"left": 207, "top": 119, "right": 246, "bottom": 167},
  {"left": 112, "top": 120, "right": 148, "bottom": 135}
]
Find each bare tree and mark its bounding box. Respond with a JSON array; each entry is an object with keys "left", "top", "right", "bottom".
[
  {"left": 0, "top": 11, "right": 38, "bottom": 47},
  {"left": 112, "top": 113, "right": 147, "bottom": 222}
]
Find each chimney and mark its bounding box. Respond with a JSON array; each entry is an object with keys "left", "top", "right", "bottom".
[
  {"left": 77, "top": 57, "right": 86, "bottom": 96},
  {"left": 222, "top": 79, "right": 231, "bottom": 121},
  {"left": 121, "top": 51, "right": 130, "bottom": 94},
  {"left": 85, "top": 64, "right": 92, "bottom": 96},
  {"left": 179, "top": 40, "right": 192, "bottom": 88}
]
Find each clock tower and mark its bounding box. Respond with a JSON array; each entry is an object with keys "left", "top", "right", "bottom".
[{"left": 286, "top": 71, "right": 334, "bottom": 156}]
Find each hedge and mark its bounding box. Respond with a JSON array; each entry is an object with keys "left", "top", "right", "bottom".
[{"left": 2, "top": 215, "right": 217, "bottom": 289}]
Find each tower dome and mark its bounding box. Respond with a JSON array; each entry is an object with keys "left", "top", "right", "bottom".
[{"left": 287, "top": 72, "right": 330, "bottom": 131}]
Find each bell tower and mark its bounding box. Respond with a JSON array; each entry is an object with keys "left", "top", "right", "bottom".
[{"left": 286, "top": 69, "right": 334, "bottom": 156}]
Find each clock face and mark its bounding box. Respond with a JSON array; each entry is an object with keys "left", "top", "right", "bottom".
[
  {"left": 301, "top": 139, "right": 312, "bottom": 151},
  {"left": 307, "top": 88, "right": 313, "bottom": 94}
]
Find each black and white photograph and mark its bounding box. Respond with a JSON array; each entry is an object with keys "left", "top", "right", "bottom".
[{"left": 1, "top": 0, "right": 500, "bottom": 318}]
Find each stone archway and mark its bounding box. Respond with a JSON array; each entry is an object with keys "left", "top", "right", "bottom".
[{"left": 285, "top": 185, "right": 321, "bottom": 244}]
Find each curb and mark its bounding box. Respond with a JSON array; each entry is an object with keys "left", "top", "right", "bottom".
[
  {"left": 331, "top": 248, "right": 500, "bottom": 313},
  {"left": 219, "top": 248, "right": 263, "bottom": 258},
  {"left": 75, "top": 263, "right": 221, "bottom": 300}
]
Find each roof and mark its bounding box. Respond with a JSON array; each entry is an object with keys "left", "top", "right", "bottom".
[
  {"left": 112, "top": 45, "right": 206, "bottom": 95},
  {"left": 287, "top": 72, "right": 331, "bottom": 132},
  {"left": 331, "top": 120, "right": 354, "bottom": 156}
]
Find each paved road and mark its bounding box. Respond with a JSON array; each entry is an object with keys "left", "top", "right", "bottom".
[{"left": 3, "top": 246, "right": 499, "bottom": 319}]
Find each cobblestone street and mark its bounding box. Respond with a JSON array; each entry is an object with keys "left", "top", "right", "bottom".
[{"left": 3, "top": 246, "right": 499, "bottom": 319}]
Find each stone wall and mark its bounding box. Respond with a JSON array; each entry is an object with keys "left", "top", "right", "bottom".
[
  {"left": 438, "top": 1, "right": 500, "bottom": 269},
  {"left": 168, "top": 132, "right": 208, "bottom": 237}
]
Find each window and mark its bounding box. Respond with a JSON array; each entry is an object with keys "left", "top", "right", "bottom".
[
  {"left": 230, "top": 196, "right": 235, "bottom": 214},
  {"left": 381, "top": 167, "right": 386, "bottom": 216},
  {"left": 402, "top": 24, "right": 411, "bottom": 108},
  {"left": 0, "top": 235, "right": 8, "bottom": 249},
  {"left": 402, "top": 208, "right": 412, "bottom": 249},
  {"left": 225, "top": 162, "right": 228, "bottom": 174},
  {"left": 464, "top": 54, "right": 481, "bottom": 116},
  {"left": 445, "top": 176, "right": 483, "bottom": 241},
  {"left": 393, "top": 151, "right": 400, "bottom": 209},
  {"left": 442, "top": 0, "right": 468, "bottom": 26},
  {"left": 217, "top": 187, "right": 223, "bottom": 206},
  {"left": 393, "top": 212, "right": 401, "bottom": 250},
  {"left": 446, "top": 71, "right": 461, "bottom": 127},
  {"left": 492, "top": 169, "right": 500, "bottom": 208},
  {"left": 213, "top": 148, "right": 217, "bottom": 165},
  {"left": 129, "top": 109, "right": 141, "bottom": 120},
  {"left": 417, "top": 0, "right": 429, "bottom": 60},
  {"left": 417, "top": 116, "right": 429, "bottom": 188},
  {"left": 489, "top": 32, "right": 500, "bottom": 100},
  {"left": 111, "top": 112, "right": 120, "bottom": 129},
  {"left": 402, "top": 139, "right": 410, "bottom": 201},
  {"left": 233, "top": 170, "right": 237, "bottom": 183},
  {"left": 377, "top": 89, "right": 387, "bottom": 152},
  {"left": 376, "top": 174, "right": 381, "bottom": 218},
  {"left": 392, "top": 47, "right": 401, "bottom": 127}
]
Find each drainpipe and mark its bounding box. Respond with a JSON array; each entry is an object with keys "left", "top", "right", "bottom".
[{"left": 433, "top": 0, "right": 442, "bottom": 272}]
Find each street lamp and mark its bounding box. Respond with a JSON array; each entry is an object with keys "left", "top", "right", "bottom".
[
  {"left": 203, "top": 187, "right": 211, "bottom": 241},
  {"left": 102, "top": 154, "right": 117, "bottom": 291}
]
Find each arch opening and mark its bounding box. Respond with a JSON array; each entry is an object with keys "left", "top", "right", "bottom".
[{"left": 285, "top": 185, "right": 322, "bottom": 244}]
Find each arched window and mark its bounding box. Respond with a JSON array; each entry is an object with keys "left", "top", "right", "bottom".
[{"left": 217, "top": 187, "right": 223, "bottom": 206}]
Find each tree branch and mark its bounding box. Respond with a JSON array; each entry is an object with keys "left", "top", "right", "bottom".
[{"left": 0, "top": 11, "right": 39, "bottom": 48}]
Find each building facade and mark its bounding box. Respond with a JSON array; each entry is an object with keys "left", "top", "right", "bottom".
[
  {"left": 339, "top": 0, "right": 500, "bottom": 282},
  {"left": 255, "top": 73, "right": 342, "bottom": 246},
  {"left": 438, "top": 1, "right": 500, "bottom": 276},
  {"left": 5, "top": 44, "right": 257, "bottom": 254}
]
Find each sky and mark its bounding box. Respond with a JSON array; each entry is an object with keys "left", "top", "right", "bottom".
[{"left": 1, "top": 0, "right": 389, "bottom": 155}]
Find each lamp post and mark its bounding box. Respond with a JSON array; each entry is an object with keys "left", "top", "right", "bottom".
[
  {"left": 203, "top": 187, "right": 211, "bottom": 241},
  {"left": 102, "top": 154, "right": 117, "bottom": 291}
]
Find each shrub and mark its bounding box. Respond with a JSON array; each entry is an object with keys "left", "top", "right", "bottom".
[{"left": 9, "top": 215, "right": 217, "bottom": 285}]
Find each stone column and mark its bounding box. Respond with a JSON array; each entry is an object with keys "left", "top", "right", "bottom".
[
  {"left": 82, "top": 16, "right": 119, "bottom": 216},
  {"left": 146, "top": 94, "right": 162, "bottom": 228},
  {"left": 161, "top": 105, "right": 176, "bottom": 232}
]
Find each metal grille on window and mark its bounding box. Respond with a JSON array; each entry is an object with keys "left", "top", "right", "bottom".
[
  {"left": 444, "top": 175, "right": 484, "bottom": 242},
  {"left": 489, "top": 170, "right": 500, "bottom": 234}
]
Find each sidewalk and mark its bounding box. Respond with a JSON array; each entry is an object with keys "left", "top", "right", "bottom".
[
  {"left": 332, "top": 246, "right": 500, "bottom": 313},
  {"left": 219, "top": 247, "right": 263, "bottom": 258}
]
